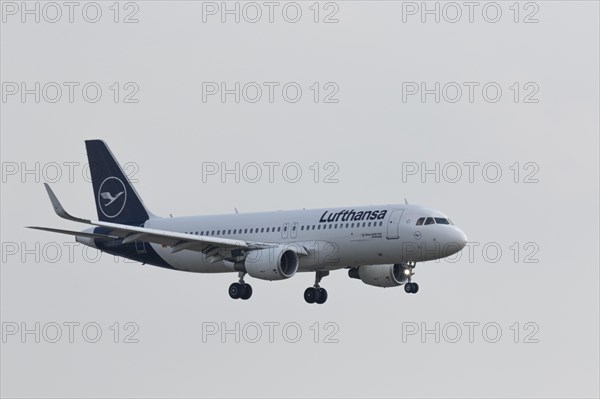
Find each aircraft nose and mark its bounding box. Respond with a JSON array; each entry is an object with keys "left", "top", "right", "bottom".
[
  {"left": 443, "top": 228, "right": 467, "bottom": 256},
  {"left": 456, "top": 229, "right": 467, "bottom": 249}
]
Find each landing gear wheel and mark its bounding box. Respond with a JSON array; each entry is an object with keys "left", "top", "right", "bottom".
[
  {"left": 230, "top": 272, "right": 253, "bottom": 300},
  {"left": 304, "top": 287, "right": 317, "bottom": 304},
  {"left": 410, "top": 282, "right": 419, "bottom": 294},
  {"left": 240, "top": 284, "right": 253, "bottom": 300},
  {"left": 229, "top": 282, "right": 242, "bottom": 299},
  {"left": 404, "top": 282, "right": 419, "bottom": 294},
  {"left": 305, "top": 271, "right": 330, "bottom": 304},
  {"left": 316, "top": 288, "right": 328, "bottom": 304}
]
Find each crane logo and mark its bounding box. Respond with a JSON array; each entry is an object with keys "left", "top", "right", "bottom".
[{"left": 98, "top": 177, "right": 127, "bottom": 218}]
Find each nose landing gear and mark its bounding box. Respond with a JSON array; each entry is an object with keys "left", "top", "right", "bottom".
[
  {"left": 304, "top": 271, "right": 329, "bottom": 304},
  {"left": 403, "top": 261, "right": 419, "bottom": 294},
  {"left": 404, "top": 281, "right": 419, "bottom": 294}
]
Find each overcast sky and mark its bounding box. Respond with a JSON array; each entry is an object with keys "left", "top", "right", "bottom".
[{"left": 1, "top": 1, "right": 599, "bottom": 398}]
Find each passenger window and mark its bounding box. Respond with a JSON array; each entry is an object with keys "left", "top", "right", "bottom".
[
  {"left": 211, "top": 230, "right": 215, "bottom": 235},
  {"left": 244, "top": 229, "right": 248, "bottom": 233},
  {"left": 301, "top": 226, "right": 304, "bottom": 231},
  {"left": 424, "top": 217, "right": 435, "bottom": 225},
  {"left": 334, "top": 224, "right": 338, "bottom": 228},
  {"left": 368, "top": 222, "right": 371, "bottom": 227},
  {"left": 261, "top": 228, "right": 264, "bottom": 233},
  {"left": 283, "top": 226, "right": 287, "bottom": 232},
  {"left": 277, "top": 227, "right": 281, "bottom": 232},
  {"left": 416, "top": 217, "right": 425, "bottom": 226},
  {"left": 292, "top": 226, "right": 296, "bottom": 231},
  {"left": 435, "top": 218, "right": 449, "bottom": 225},
  {"left": 318, "top": 225, "right": 321, "bottom": 230}
]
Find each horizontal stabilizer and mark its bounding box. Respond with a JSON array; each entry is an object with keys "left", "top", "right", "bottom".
[{"left": 27, "top": 226, "right": 118, "bottom": 241}]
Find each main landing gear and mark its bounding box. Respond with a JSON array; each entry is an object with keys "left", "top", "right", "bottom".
[
  {"left": 403, "top": 261, "right": 419, "bottom": 294},
  {"left": 229, "top": 272, "right": 253, "bottom": 300},
  {"left": 304, "top": 271, "right": 329, "bottom": 304}
]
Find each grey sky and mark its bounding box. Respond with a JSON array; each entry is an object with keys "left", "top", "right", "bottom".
[{"left": 1, "top": 1, "right": 599, "bottom": 398}]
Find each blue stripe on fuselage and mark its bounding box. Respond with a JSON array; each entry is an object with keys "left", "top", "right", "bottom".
[{"left": 92, "top": 227, "right": 175, "bottom": 270}]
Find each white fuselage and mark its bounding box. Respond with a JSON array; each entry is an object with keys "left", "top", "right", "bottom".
[{"left": 142, "top": 204, "right": 467, "bottom": 273}]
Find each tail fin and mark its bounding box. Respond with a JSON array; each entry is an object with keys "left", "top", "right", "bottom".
[{"left": 85, "top": 140, "right": 155, "bottom": 225}]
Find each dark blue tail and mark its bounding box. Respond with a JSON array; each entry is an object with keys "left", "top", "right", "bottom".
[{"left": 85, "top": 140, "right": 153, "bottom": 225}]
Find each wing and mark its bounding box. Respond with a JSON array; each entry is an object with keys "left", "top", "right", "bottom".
[
  {"left": 30, "top": 184, "right": 308, "bottom": 261},
  {"left": 93, "top": 220, "right": 271, "bottom": 255}
]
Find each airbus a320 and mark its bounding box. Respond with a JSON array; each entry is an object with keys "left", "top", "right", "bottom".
[{"left": 30, "top": 140, "right": 468, "bottom": 304}]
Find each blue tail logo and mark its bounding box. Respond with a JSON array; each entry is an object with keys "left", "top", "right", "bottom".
[
  {"left": 100, "top": 191, "right": 124, "bottom": 206},
  {"left": 98, "top": 176, "right": 127, "bottom": 218}
]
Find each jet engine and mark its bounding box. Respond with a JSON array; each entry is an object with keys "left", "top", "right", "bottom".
[
  {"left": 348, "top": 264, "right": 409, "bottom": 288},
  {"left": 244, "top": 246, "right": 299, "bottom": 281}
]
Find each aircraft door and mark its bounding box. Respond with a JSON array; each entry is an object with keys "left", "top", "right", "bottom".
[
  {"left": 281, "top": 222, "right": 289, "bottom": 239},
  {"left": 386, "top": 210, "right": 405, "bottom": 239}
]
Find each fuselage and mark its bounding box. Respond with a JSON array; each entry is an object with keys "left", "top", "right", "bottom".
[{"left": 92, "top": 203, "right": 468, "bottom": 273}]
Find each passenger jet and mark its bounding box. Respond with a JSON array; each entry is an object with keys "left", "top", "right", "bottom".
[{"left": 29, "top": 140, "right": 468, "bottom": 304}]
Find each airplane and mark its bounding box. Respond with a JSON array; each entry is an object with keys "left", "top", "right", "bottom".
[{"left": 29, "top": 140, "right": 468, "bottom": 304}]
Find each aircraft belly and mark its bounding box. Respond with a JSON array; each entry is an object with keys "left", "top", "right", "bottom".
[{"left": 150, "top": 243, "right": 230, "bottom": 273}]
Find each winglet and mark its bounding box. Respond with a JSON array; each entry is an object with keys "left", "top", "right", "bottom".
[
  {"left": 43, "top": 183, "right": 90, "bottom": 224},
  {"left": 404, "top": 198, "right": 409, "bottom": 205}
]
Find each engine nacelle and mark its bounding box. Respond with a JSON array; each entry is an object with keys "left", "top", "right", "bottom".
[
  {"left": 348, "top": 264, "right": 408, "bottom": 288},
  {"left": 244, "top": 246, "right": 299, "bottom": 281}
]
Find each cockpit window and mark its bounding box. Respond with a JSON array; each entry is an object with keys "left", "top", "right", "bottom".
[
  {"left": 424, "top": 217, "right": 435, "bottom": 225},
  {"left": 435, "top": 217, "right": 449, "bottom": 225},
  {"left": 416, "top": 217, "right": 425, "bottom": 226}
]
